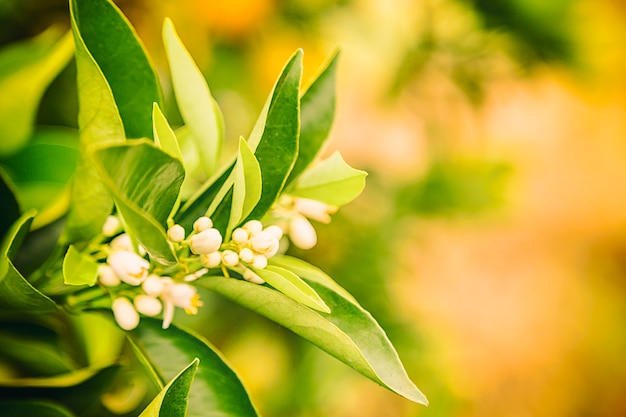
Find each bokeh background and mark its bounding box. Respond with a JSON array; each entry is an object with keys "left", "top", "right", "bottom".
[{"left": 2, "top": 0, "right": 626, "bottom": 416}]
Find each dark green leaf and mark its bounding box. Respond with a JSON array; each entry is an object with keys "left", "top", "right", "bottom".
[
  {"left": 0, "top": 400, "right": 75, "bottom": 417},
  {"left": 139, "top": 359, "right": 198, "bottom": 417},
  {"left": 129, "top": 318, "right": 259, "bottom": 417},
  {"left": 91, "top": 141, "right": 184, "bottom": 265},
  {"left": 62, "top": 245, "right": 98, "bottom": 286},
  {"left": 70, "top": 0, "right": 162, "bottom": 139},
  {"left": 0, "top": 170, "right": 20, "bottom": 239}
]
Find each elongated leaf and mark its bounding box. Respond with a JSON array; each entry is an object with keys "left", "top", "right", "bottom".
[
  {"left": 70, "top": 0, "right": 162, "bottom": 139},
  {"left": 0, "top": 211, "right": 56, "bottom": 312},
  {"left": 0, "top": 400, "right": 75, "bottom": 417},
  {"left": 0, "top": 29, "right": 74, "bottom": 157},
  {"left": 152, "top": 103, "right": 183, "bottom": 162},
  {"left": 163, "top": 18, "right": 222, "bottom": 175},
  {"left": 251, "top": 265, "right": 330, "bottom": 313},
  {"left": 286, "top": 52, "right": 339, "bottom": 186},
  {"left": 199, "top": 276, "right": 428, "bottom": 405},
  {"left": 64, "top": 0, "right": 125, "bottom": 243},
  {"left": 289, "top": 151, "right": 367, "bottom": 206},
  {"left": 62, "top": 245, "right": 98, "bottom": 286},
  {"left": 0, "top": 170, "right": 20, "bottom": 239},
  {"left": 129, "top": 318, "right": 259, "bottom": 417},
  {"left": 228, "top": 137, "right": 262, "bottom": 234},
  {"left": 139, "top": 359, "right": 198, "bottom": 417},
  {"left": 91, "top": 141, "right": 184, "bottom": 265}
]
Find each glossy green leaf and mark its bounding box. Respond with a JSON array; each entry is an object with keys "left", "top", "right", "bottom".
[
  {"left": 0, "top": 170, "right": 20, "bottom": 239},
  {"left": 251, "top": 265, "right": 330, "bottom": 313},
  {"left": 245, "top": 49, "right": 302, "bottom": 221},
  {"left": 139, "top": 359, "right": 198, "bottom": 417},
  {"left": 63, "top": 0, "right": 125, "bottom": 243},
  {"left": 286, "top": 52, "right": 339, "bottom": 186},
  {"left": 91, "top": 141, "right": 184, "bottom": 265},
  {"left": 0, "top": 29, "right": 74, "bottom": 157},
  {"left": 199, "top": 275, "right": 428, "bottom": 405},
  {"left": 129, "top": 318, "right": 259, "bottom": 417},
  {"left": 289, "top": 151, "right": 367, "bottom": 206},
  {"left": 0, "top": 211, "right": 56, "bottom": 312},
  {"left": 163, "top": 18, "right": 223, "bottom": 175},
  {"left": 228, "top": 137, "right": 262, "bottom": 234},
  {"left": 70, "top": 0, "right": 162, "bottom": 139},
  {"left": 0, "top": 400, "right": 75, "bottom": 417},
  {"left": 62, "top": 245, "right": 98, "bottom": 286}
]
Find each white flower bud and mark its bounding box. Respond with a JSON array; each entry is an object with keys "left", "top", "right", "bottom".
[
  {"left": 108, "top": 251, "right": 150, "bottom": 285},
  {"left": 102, "top": 216, "right": 120, "bottom": 237},
  {"left": 231, "top": 228, "right": 249, "bottom": 244},
  {"left": 289, "top": 216, "right": 317, "bottom": 250},
  {"left": 98, "top": 264, "right": 120, "bottom": 287},
  {"left": 200, "top": 251, "right": 222, "bottom": 268},
  {"left": 112, "top": 297, "right": 140, "bottom": 330},
  {"left": 238, "top": 247, "right": 254, "bottom": 263},
  {"left": 193, "top": 216, "right": 213, "bottom": 233},
  {"left": 264, "top": 225, "right": 284, "bottom": 240},
  {"left": 243, "top": 269, "right": 265, "bottom": 284},
  {"left": 110, "top": 233, "right": 146, "bottom": 255},
  {"left": 184, "top": 268, "right": 208, "bottom": 282},
  {"left": 142, "top": 275, "right": 165, "bottom": 296},
  {"left": 243, "top": 220, "right": 263, "bottom": 235},
  {"left": 167, "top": 224, "right": 185, "bottom": 242},
  {"left": 221, "top": 250, "right": 239, "bottom": 267},
  {"left": 190, "top": 228, "right": 223, "bottom": 254},
  {"left": 134, "top": 294, "right": 162, "bottom": 316},
  {"left": 251, "top": 254, "right": 268, "bottom": 269},
  {"left": 293, "top": 197, "right": 337, "bottom": 224},
  {"left": 249, "top": 231, "right": 279, "bottom": 254}
]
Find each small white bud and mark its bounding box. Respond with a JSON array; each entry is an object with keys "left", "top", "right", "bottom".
[
  {"left": 142, "top": 275, "right": 165, "bottom": 296},
  {"left": 251, "top": 254, "right": 268, "bottom": 269},
  {"left": 243, "top": 269, "right": 265, "bottom": 284},
  {"left": 289, "top": 216, "right": 317, "bottom": 250},
  {"left": 293, "top": 197, "right": 337, "bottom": 223},
  {"left": 98, "top": 264, "right": 120, "bottom": 287},
  {"left": 264, "top": 225, "right": 284, "bottom": 240},
  {"left": 200, "top": 251, "right": 222, "bottom": 268},
  {"left": 249, "top": 231, "right": 279, "bottom": 254},
  {"left": 134, "top": 294, "right": 162, "bottom": 316},
  {"left": 110, "top": 233, "right": 133, "bottom": 252},
  {"left": 185, "top": 268, "right": 208, "bottom": 282},
  {"left": 102, "top": 216, "right": 120, "bottom": 237},
  {"left": 112, "top": 297, "right": 140, "bottom": 331},
  {"left": 107, "top": 250, "right": 150, "bottom": 285},
  {"left": 167, "top": 224, "right": 185, "bottom": 242},
  {"left": 239, "top": 247, "right": 254, "bottom": 263},
  {"left": 231, "top": 228, "right": 249, "bottom": 244},
  {"left": 193, "top": 216, "right": 213, "bottom": 233},
  {"left": 190, "top": 228, "right": 223, "bottom": 254},
  {"left": 243, "top": 220, "right": 263, "bottom": 235},
  {"left": 221, "top": 250, "right": 239, "bottom": 267}
]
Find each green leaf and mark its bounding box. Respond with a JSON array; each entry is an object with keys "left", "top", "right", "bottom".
[
  {"left": 0, "top": 400, "right": 75, "bottom": 417},
  {"left": 91, "top": 141, "right": 184, "bottom": 265},
  {"left": 139, "top": 359, "right": 198, "bottom": 417},
  {"left": 152, "top": 103, "right": 183, "bottom": 162},
  {"left": 245, "top": 49, "right": 302, "bottom": 221},
  {"left": 0, "top": 170, "right": 20, "bottom": 239},
  {"left": 251, "top": 265, "right": 330, "bottom": 313},
  {"left": 286, "top": 52, "right": 339, "bottom": 186},
  {"left": 163, "top": 18, "right": 223, "bottom": 175},
  {"left": 289, "top": 151, "right": 367, "bottom": 206},
  {"left": 199, "top": 275, "right": 428, "bottom": 405},
  {"left": 62, "top": 245, "right": 98, "bottom": 286},
  {"left": 129, "top": 318, "right": 259, "bottom": 417},
  {"left": 70, "top": 0, "right": 162, "bottom": 139},
  {"left": 0, "top": 29, "right": 74, "bottom": 157},
  {"left": 228, "top": 137, "right": 262, "bottom": 234},
  {"left": 0, "top": 211, "right": 56, "bottom": 312}
]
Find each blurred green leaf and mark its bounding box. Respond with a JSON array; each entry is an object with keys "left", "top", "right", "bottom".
[
  {"left": 286, "top": 52, "right": 339, "bottom": 186},
  {"left": 70, "top": 0, "right": 162, "bottom": 139},
  {"left": 91, "top": 141, "right": 184, "bottom": 265},
  {"left": 163, "top": 18, "right": 223, "bottom": 175},
  {"left": 0, "top": 211, "right": 56, "bottom": 312},
  {"left": 0, "top": 29, "right": 73, "bottom": 157},
  {"left": 289, "top": 151, "right": 367, "bottom": 206},
  {"left": 62, "top": 246, "right": 98, "bottom": 286},
  {"left": 0, "top": 400, "right": 75, "bottom": 417},
  {"left": 129, "top": 318, "right": 259, "bottom": 417},
  {"left": 0, "top": 170, "right": 20, "bottom": 240},
  {"left": 138, "top": 359, "right": 198, "bottom": 417},
  {"left": 228, "top": 137, "right": 262, "bottom": 234},
  {"left": 251, "top": 265, "right": 330, "bottom": 313},
  {"left": 199, "top": 275, "right": 428, "bottom": 405}
]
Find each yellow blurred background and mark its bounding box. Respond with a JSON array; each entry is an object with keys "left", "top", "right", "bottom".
[{"left": 3, "top": 0, "right": 626, "bottom": 415}]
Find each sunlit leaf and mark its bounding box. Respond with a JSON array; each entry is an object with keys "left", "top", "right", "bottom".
[
  {"left": 228, "top": 137, "right": 262, "bottom": 234},
  {"left": 289, "top": 151, "right": 367, "bottom": 206},
  {"left": 199, "top": 275, "right": 428, "bottom": 405},
  {"left": 152, "top": 103, "right": 182, "bottom": 162},
  {"left": 163, "top": 18, "right": 223, "bottom": 175},
  {"left": 129, "top": 318, "right": 259, "bottom": 417},
  {"left": 62, "top": 245, "right": 98, "bottom": 286},
  {"left": 0, "top": 29, "right": 73, "bottom": 157},
  {"left": 91, "top": 141, "right": 184, "bottom": 265},
  {"left": 139, "top": 359, "right": 198, "bottom": 417}
]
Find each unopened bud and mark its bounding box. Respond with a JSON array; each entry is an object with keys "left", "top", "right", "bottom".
[
  {"left": 112, "top": 297, "right": 140, "bottom": 331},
  {"left": 231, "top": 228, "right": 249, "bottom": 244},
  {"left": 102, "top": 216, "right": 121, "bottom": 237},
  {"left": 190, "top": 228, "right": 222, "bottom": 254},
  {"left": 221, "top": 250, "right": 239, "bottom": 267},
  {"left": 289, "top": 216, "right": 317, "bottom": 250},
  {"left": 200, "top": 251, "right": 222, "bottom": 268},
  {"left": 239, "top": 247, "right": 254, "bottom": 263},
  {"left": 167, "top": 224, "right": 185, "bottom": 242},
  {"left": 193, "top": 216, "right": 213, "bottom": 233},
  {"left": 243, "top": 269, "right": 265, "bottom": 284},
  {"left": 243, "top": 220, "right": 263, "bottom": 235},
  {"left": 98, "top": 264, "right": 120, "bottom": 287},
  {"left": 251, "top": 254, "right": 268, "bottom": 269},
  {"left": 134, "top": 295, "right": 162, "bottom": 316}
]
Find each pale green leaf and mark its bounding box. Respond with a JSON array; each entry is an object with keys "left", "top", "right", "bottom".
[
  {"left": 139, "top": 359, "right": 198, "bottom": 417},
  {"left": 228, "top": 137, "right": 262, "bottom": 234},
  {"left": 152, "top": 103, "right": 183, "bottom": 162},
  {"left": 62, "top": 245, "right": 98, "bottom": 286}
]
